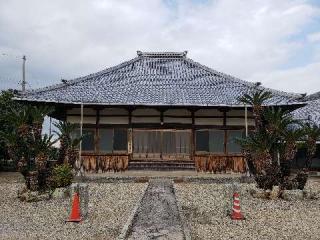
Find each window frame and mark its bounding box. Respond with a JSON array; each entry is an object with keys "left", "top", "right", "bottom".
[
  {"left": 195, "top": 129, "right": 225, "bottom": 154},
  {"left": 98, "top": 127, "right": 128, "bottom": 154},
  {"left": 226, "top": 129, "right": 244, "bottom": 154},
  {"left": 71, "top": 128, "right": 96, "bottom": 153}
]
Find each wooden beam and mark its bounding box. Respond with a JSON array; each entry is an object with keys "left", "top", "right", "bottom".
[
  {"left": 128, "top": 107, "right": 133, "bottom": 156},
  {"left": 95, "top": 108, "right": 100, "bottom": 153},
  {"left": 66, "top": 113, "right": 253, "bottom": 119},
  {"left": 224, "top": 130, "right": 227, "bottom": 154},
  {"left": 160, "top": 110, "right": 164, "bottom": 125},
  {"left": 191, "top": 109, "right": 195, "bottom": 159},
  {"left": 82, "top": 123, "right": 255, "bottom": 130}
]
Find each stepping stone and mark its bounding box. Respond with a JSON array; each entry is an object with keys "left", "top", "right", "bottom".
[{"left": 127, "top": 179, "right": 184, "bottom": 240}]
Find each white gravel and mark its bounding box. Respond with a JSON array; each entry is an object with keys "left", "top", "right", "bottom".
[
  {"left": 0, "top": 175, "right": 146, "bottom": 240},
  {"left": 174, "top": 180, "right": 320, "bottom": 240}
]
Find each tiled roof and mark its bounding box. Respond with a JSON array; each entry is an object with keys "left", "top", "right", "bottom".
[
  {"left": 292, "top": 92, "right": 320, "bottom": 126},
  {"left": 17, "top": 51, "right": 304, "bottom": 107}
]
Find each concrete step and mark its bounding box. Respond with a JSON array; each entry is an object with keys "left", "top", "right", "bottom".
[{"left": 128, "top": 160, "right": 195, "bottom": 171}]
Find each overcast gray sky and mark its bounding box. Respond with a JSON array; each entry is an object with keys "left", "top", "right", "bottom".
[{"left": 0, "top": 0, "right": 319, "bottom": 94}]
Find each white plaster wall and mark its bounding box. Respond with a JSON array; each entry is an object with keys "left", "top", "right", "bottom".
[
  {"left": 164, "top": 109, "right": 191, "bottom": 116},
  {"left": 100, "top": 108, "right": 128, "bottom": 115},
  {"left": 100, "top": 116, "right": 129, "bottom": 124},
  {"left": 132, "top": 117, "right": 160, "bottom": 123},
  {"left": 67, "top": 115, "right": 96, "bottom": 124},
  {"left": 194, "top": 118, "right": 223, "bottom": 125},
  {"left": 227, "top": 109, "right": 253, "bottom": 117},
  {"left": 227, "top": 118, "right": 255, "bottom": 126},
  {"left": 132, "top": 108, "right": 160, "bottom": 116},
  {"left": 163, "top": 117, "right": 192, "bottom": 124},
  {"left": 67, "top": 108, "right": 96, "bottom": 115},
  {"left": 195, "top": 109, "right": 223, "bottom": 117}
]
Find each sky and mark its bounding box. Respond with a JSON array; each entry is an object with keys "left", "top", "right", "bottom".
[{"left": 0, "top": 0, "right": 320, "bottom": 94}]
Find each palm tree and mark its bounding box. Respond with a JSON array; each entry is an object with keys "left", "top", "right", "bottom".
[
  {"left": 9, "top": 105, "right": 33, "bottom": 139},
  {"left": 239, "top": 89, "right": 272, "bottom": 131},
  {"left": 53, "top": 121, "right": 78, "bottom": 164},
  {"left": 303, "top": 122, "right": 320, "bottom": 169},
  {"left": 263, "top": 107, "right": 303, "bottom": 162},
  {"left": 31, "top": 105, "right": 54, "bottom": 139},
  {"left": 0, "top": 130, "right": 20, "bottom": 162},
  {"left": 237, "top": 129, "right": 274, "bottom": 174},
  {"left": 66, "top": 137, "right": 82, "bottom": 167},
  {"left": 34, "top": 134, "right": 57, "bottom": 169},
  {"left": 281, "top": 127, "right": 303, "bottom": 160},
  {"left": 263, "top": 107, "right": 297, "bottom": 135}
]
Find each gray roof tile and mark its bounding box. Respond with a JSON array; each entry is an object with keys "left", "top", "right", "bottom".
[
  {"left": 292, "top": 92, "right": 320, "bottom": 126},
  {"left": 18, "top": 51, "right": 304, "bottom": 107}
]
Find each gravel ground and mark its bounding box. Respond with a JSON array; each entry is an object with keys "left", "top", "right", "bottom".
[
  {"left": 174, "top": 181, "right": 320, "bottom": 240},
  {"left": 128, "top": 179, "right": 184, "bottom": 240},
  {"left": 0, "top": 175, "right": 146, "bottom": 240}
]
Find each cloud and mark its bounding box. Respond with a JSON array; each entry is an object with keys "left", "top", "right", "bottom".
[
  {"left": 251, "top": 61, "right": 320, "bottom": 94},
  {"left": 0, "top": 0, "right": 319, "bottom": 94},
  {"left": 307, "top": 31, "right": 320, "bottom": 42}
]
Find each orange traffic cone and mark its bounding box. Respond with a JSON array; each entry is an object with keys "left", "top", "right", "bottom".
[
  {"left": 66, "top": 192, "right": 82, "bottom": 222},
  {"left": 231, "top": 192, "right": 244, "bottom": 220}
]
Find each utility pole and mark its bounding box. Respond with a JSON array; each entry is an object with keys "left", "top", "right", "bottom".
[{"left": 22, "top": 55, "right": 26, "bottom": 93}]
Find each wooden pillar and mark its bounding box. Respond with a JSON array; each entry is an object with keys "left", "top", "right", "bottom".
[
  {"left": 244, "top": 104, "right": 250, "bottom": 175},
  {"left": 93, "top": 108, "right": 100, "bottom": 173},
  {"left": 78, "top": 103, "right": 84, "bottom": 176},
  {"left": 245, "top": 104, "right": 248, "bottom": 137},
  {"left": 128, "top": 108, "right": 133, "bottom": 155},
  {"left": 95, "top": 108, "right": 100, "bottom": 152},
  {"left": 128, "top": 108, "right": 132, "bottom": 126},
  {"left": 160, "top": 109, "right": 164, "bottom": 159},
  {"left": 160, "top": 109, "right": 164, "bottom": 126},
  {"left": 191, "top": 109, "right": 196, "bottom": 161},
  {"left": 222, "top": 109, "right": 227, "bottom": 154}
]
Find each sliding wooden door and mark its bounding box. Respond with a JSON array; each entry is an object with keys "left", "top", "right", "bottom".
[{"left": 132, "top": 129, "right": 191, "bottom": 160}]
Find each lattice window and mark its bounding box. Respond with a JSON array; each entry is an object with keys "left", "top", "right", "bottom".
[
  {"left": 226, "top": 130, "right": 243, "bottom": 153},
  {"left": 196, "top": 129, "right": 224, "bottom": 153}
]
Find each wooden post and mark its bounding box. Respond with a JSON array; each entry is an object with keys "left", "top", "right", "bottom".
[
  {"left": 191, "top": 109, "right": 195, "bottom": 161},
  {"left": 78, "top": 103, "right": 84, "bottom": 176},
  {"left": 95, "top": 108, "right": 100, "bottom": 151},
  {"left": 160, "top": 109, "right": 164, "bottom": 126},
  {"left": 245, "top": 104, "right": 248, "bottom": 137},
  {"left": 223, "top": 110, "right": 227, "bottom": 154},
  {"left": 244, "top": 104, "right": 250, "bottom": 176},
  {"left": 128, "top": 108, "right": 133, "bottom": 155},
  {"left": 95, "top": 108, "right": 100, "bottom": 172},
  {"left": 223, "top": 109, "right": 227, "bottom": 127}
]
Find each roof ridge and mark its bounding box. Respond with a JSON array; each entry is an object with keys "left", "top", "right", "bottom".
[
  {"left": 25, "top": 56, "right": 141, "bottom": 95},
  {"left": 184, "top": 57, "right": 303, "bottom": 100},
  {"left": 137, "top": 51, "right": 188, "bottom": 58},
  {"left": 305, "top": 91, "right": 320, "bottom": 101}
]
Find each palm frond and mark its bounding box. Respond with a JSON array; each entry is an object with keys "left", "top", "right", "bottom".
[{"left": 238, "top": 89, "right": 272, "bottom": 106}]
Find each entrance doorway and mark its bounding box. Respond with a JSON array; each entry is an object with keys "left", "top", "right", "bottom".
[{"left": 132, "top": 129, "right": 191, "bottom": 161}]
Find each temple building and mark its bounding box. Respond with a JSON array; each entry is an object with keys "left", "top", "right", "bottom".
[
  {"left": 292, "top": 92, "right": 320, "bottom": 170},
  {"left": 16, "top": 51, "right": 305, "bottom": 172}
]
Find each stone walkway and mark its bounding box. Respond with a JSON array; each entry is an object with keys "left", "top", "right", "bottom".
[{"left": 127, "top": 179, "right": 185, "bottom": 240}]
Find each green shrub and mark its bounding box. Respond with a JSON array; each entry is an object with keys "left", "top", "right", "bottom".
[{"left": 52, "top": 164, "right": 73, "bottom": 188}]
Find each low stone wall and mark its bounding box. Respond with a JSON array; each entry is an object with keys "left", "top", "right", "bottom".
[{"left": 78, "top": 174, "right": 254, "bottom": 184}]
